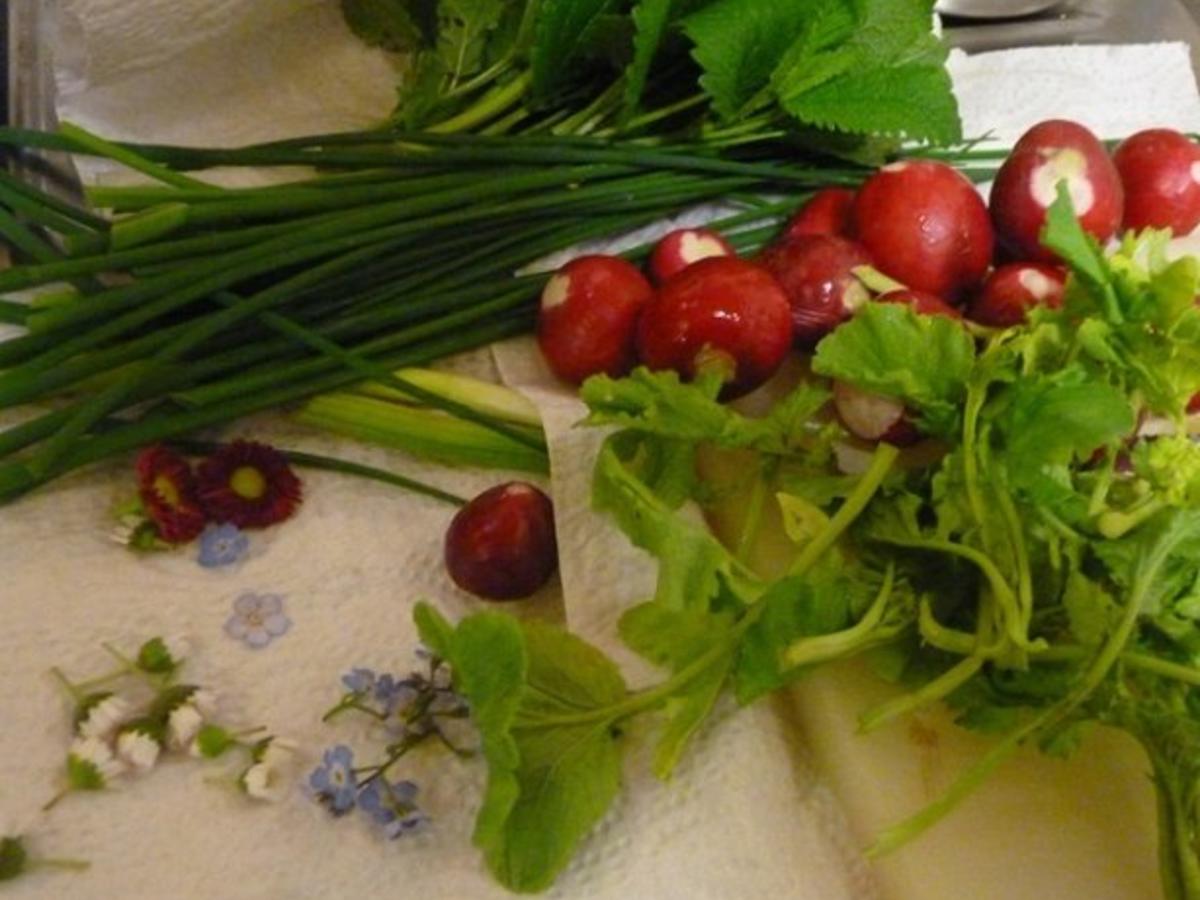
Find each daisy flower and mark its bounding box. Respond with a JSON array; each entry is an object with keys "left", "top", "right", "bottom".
[
  {"left": 196, "top": 441, "right": 302, "bottom": 529},
  {"left": 135, "top": 445, "right": 207, "bottom": 543}
]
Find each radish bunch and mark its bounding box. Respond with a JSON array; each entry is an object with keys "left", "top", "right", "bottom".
[
  {"left": 536, "top": 226, "right": 793, "bottom": 400},
  {"left": 531, "top": 119, "right": 1200, "bottom": 454}
]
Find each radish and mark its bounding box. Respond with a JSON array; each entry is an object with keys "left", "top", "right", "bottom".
[
  {"left": 876, "top": 288, "right": 962, "bottom": 319},
  {"left": 758, "top": 234, "right": 872, "bottom": 348},
  {"left": 1112, "top": 128, "right": 1200, "bottom": 234},
  {"left": 636, "top": 256, "right": 793, "bottom": 399},
  {"left": 966, "top": 262, "right": 1065, "bottom": 327},
  {"left": 852, "top": 160, "right": 993, "bottom": 300},
  {"left": 648, "top": 227, "right": 735, "bottom": 284},
  {"left": 782, "top": 188, "right": 857, "bottom": 241},
  {"left": 989, "top": 119, "right": 1123, "bottom": 261},
  {"left": 537, "top": 254, "right": 654, "bottom": 384},
  {"left": 444, "top": 481, "right": 558, "bottom": 600},
  {"left": 832, "top": 381, "right": 919, "bottom": 446}
]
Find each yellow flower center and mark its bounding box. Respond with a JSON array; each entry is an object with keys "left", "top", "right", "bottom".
[
  {"left": 230, "top": 466, "right": 268, "bottom": 500},
  {"left": 153, "top": 473, "right": 181, "bottom": 509}
]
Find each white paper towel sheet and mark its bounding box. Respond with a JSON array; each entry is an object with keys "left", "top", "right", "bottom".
[{"left": 0, "top": 3, "right": 1198, "bottom": 896}]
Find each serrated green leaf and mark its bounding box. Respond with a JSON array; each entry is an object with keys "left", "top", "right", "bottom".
[
  {"left": 531, "top": 0, "right": 621, "bottom": 99},
  {"left": 783, "top": 62, "right": 959, "bottom": 143},
  {"left": 624, "top": 0, "right": 676, "bottom": 115},
  {"left": 683, "top": 0, "right": 816, "bottom": 120}
]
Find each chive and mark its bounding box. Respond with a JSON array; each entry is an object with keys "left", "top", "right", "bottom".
[{"left": 295, "top": 393, "right": 548, "bottom": 474}]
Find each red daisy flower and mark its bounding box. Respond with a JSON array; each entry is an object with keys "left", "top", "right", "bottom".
[
  {"left": 135, "top": 445, "right": 208, "bottom": 544},
  {"left": 196, "top": 440, "right": 302, "bottom": 529}
]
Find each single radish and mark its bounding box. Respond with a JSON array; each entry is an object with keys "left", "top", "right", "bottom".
[
  {"left": 636, "top": 256, "right": 793, "bottom": 399},
  {"left": 782, "top": 188, "right": 857, "bottom": 241},
  {"left": 537, "top": 254, "right": 654, "bottom": 384},
  {"left": 989, "top": 119, "right": 1123, "bottom": 261},
  {"left": 758, "top": 234, "right": 872, "bottom": 348},
  {"left": 444, "top": 482, "right": 558, "bottom": 601},
  {"left": 832, "top": 381, "right": 920, "bottom": 446},
  {"left": 648, "top": 227, "right": 735, "bottom": 284},
  {"left": 876, "top": 288, "right": 962, "bottom": 319},
  {"left": 1113, "top": 128, "right": 1200, "bottom": 234},
  {"left": 853, "top": 160, "right": 993, "bottom": 300},
  {"left": 966, "top": 262, "right": 1066, "bottom": 327}
]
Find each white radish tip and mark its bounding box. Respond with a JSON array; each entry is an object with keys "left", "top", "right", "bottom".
[
  {"left": 842, "top": 280, "right": 871, "bottom": 314},
  {"left": 541, "top": 274, "right": 571, "bottom": 310},
  {"left": 502, "top": 483, "right": 537, "bottom": 498},
  {"left": 1016, "top": 267, "right": 1055, "bottom": 300},
  {"left": 678, "top": 231, "right": 729, "bottom": 265},
  {"left": 1191, "top": 160, "right": 1200, "bottom": 186},
  {"left": 1029, "top": 148, "right": 1094, "bottom": 214}
]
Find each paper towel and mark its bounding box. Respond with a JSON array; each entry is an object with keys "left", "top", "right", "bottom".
[{"left": 4, "top": 3, "right": 1198, "bottom": 896}]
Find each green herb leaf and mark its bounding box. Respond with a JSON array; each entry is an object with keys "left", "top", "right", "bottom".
[
  {"left": 135, "top": 636, "right": 178, "bottom": 674},
  {"left": 593, "top": 434, "right": 763, "bottom": 610},
  {"left": 812, "top": 303, "right": 975, "bottom": 437},
  {"left": 436, "top": 609, "right": 629, "bottom": 893},
  {"left": 582, "top": 368, "right": 829, "bottom": 455},
  {"left": 997, "top": 367, "right": 1134, "bottom": 479},
  {"left": 0, "top": 837, "right": 27, "bottom": 882},
  {"left": 619, "top": 601, "right": 737, "bottom": 776},
  {"left": 624, "top": 0, "right": 677, "bottom": 115},
  {"left": 195, "top": 724, "right": 237, "bottom": 759},
  {"left": 340, "top": 0, "right": 430, "bottom": 52}
]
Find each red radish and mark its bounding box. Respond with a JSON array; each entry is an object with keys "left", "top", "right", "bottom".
[
  {"left": 636, "top": 256, "right": 793, "bottom": 399},
  {"left": 876, "top": 288, "right": 962, "bottom": 319},
  {"left": 853, "top": 160, "right": 993, "bottom": 300},
  {"left": 1113, "top": 128, "right": 1200, "bottom": 234},
  {"left": 989, "top": 119, "right": 1123, "bottom": 261},
  {"left": 537, "top": 254, "right": 654, "bottom": 384},
  {"left": 758, "top": 234, "right": 872, "bottom": 348},
  {"left": 648, "top": 227, "right": 735, "bottom": 284},
  {"left": 832, "top": 381, "right": 920, "bottom": 446},
  {"left": 967, "top": 262, "right": 1066, "bottom": 327},
  {"left": 444, "top": 482, "right": 558, "bottom": 601},
  {"left": 783, "top": 188, "right": 857, "bottom": 241}
]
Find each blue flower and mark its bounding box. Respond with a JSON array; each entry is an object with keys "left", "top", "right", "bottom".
[
  {"left": 383, "top": 811, "right": 431, "bottom": 840},
  {"left": 197, "top": 523, "right": 249, "bottom": 568},
  {"left": 225, "top": 592, "right": 291, "bottom": 649},
  {"left": 341, "top": 668, "right": 376, "bottom": 694},
  {"left": 358, "top": 778, "right": 428, "bottom": 838},
  {"left": 376, "top": 675, "right": 420, "bottom": 716},
  {"left": 309, "top": 745, "right": 357, "bottom": 815}
]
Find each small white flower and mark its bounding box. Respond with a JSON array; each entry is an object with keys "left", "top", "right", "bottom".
[
  {"left": 240, "top": 739, "right": 297, "bottom": 803},
  {"left": 168, "top": 704, "right": 205, "bottom": 751},
  {"left": 77, "top": 695, "right": 132, "bottom": 741},
  {"left": 68, "top": 737, "right": 126, "bottom": 786},
  {"left": 116, "top": 729, "right": 161, "bottom": 774}
]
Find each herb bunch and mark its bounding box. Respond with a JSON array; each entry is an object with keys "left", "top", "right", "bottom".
[{"left": 416, "top": 191, "right": 1200, "bottom": 899}]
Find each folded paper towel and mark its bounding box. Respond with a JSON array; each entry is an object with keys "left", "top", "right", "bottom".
[{"left": 2, "top": 3, "right": 1198, "bottom": 897}]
